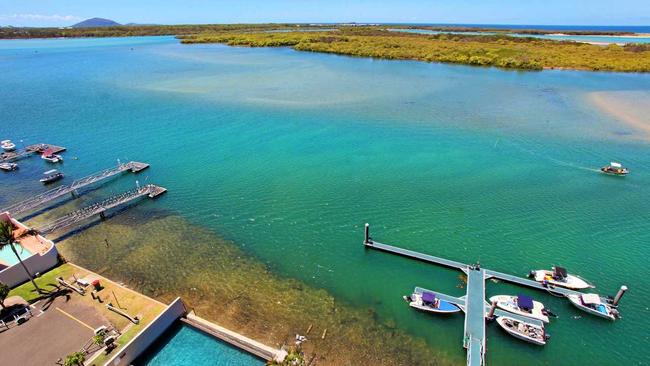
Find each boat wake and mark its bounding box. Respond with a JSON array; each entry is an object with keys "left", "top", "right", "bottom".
[{"left": 503, "top": 138, "right": 600, "bottom": 173}]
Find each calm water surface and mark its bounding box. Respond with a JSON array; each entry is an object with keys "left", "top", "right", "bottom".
[
  {"left": 390, "top": 28, "right": 650, "bottom": 44},
  {"left": 1, "top": 36, "right": 649, "bottom": 365}
]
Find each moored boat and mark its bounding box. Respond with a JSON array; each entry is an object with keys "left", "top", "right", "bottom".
[
  {"left": 403, "top": 288, "right": 461, "bottom": 314},
  {"left": 0, "top": 162, "right": 18, "bottom": 171},
  {"left": 41, "top": 148, "right": 63, "bottom": 163},
  {"left": 496, "top": 315, "right": 548, "bottom": 346},
  {"left": 600, "top": 162, "right": 628, "bottom": 176},
  {"left": 530, "top": 266, "right": 592, "bottom": 290},
  {"left": 489, "top": 294, "right": 550, "bottom": 323},
  {"left": 40, "top": 169, "right": 64, "bottom": 184},
  {"left": 567, "top": 293, "right": 618, "bottom": 320},
  {"left": 1, "top": 140, "right": 16, "bottom": 152}
]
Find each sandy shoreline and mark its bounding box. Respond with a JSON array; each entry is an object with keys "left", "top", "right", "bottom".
[{"left": 588, "top": 91, "right": 650, "bottom": 140}]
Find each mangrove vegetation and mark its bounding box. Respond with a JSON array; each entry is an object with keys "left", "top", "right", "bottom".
[{"left": 180, "top": 29, "right": 650, "bottom": 72}]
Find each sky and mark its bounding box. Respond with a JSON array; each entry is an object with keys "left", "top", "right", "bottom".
[{"left": 1, "top": 0, "right": 649, "bottom": 27}]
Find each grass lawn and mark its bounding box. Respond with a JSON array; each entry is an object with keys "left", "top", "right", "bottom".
[{"left": 9, "top": 262, "right": 167, "bottom": 366}]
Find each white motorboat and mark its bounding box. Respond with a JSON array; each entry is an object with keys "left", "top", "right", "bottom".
[
  {"left": 490, "top": 295, "right": 550, "bottom": 323},
  {"left": 567, "top": 294, "right": 618, "bottom": 321},
  {"left": 600, "top": 162, "right": 629, "bottom": 176},
  {"left": 496, "top": 315, "right": 548, "bottom": 346},
  {"left": 403, "top": 288, "right": 461, "bottom": 314},
  {"left": 530, "top": 266, "right": 592, "bottom": 290},
  {"left": 0, "top": 162, "right": 18, "bottom": 171},
  {"left": 1, "top": 140, "right": 16, "bottom": 152},
  {"left": 40, "top": 169, "right": 64, "bottom": 184},
  {"left": 41, "top": 148, "right": 63, "bottom": 163}
]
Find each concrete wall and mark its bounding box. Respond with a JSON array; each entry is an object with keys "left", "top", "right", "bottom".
[
  {"left": 103, "top": 297, "right": 187, "bottom": 366},
  {"left": 0, "top": 212, "right": 59, "bottom": 287}
]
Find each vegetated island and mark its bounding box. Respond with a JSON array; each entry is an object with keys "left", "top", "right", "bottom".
[
  {"left": 179, "top": 28, "right": 650, "bottom": 72},
  {"left": 1, "top": 24, "right": 649, "bottom": 72}
]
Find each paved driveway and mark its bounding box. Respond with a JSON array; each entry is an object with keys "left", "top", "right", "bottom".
[{"left": 0, "top": 294, "right": 108, "bottom": 366}]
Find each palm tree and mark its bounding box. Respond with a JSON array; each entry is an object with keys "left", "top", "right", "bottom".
[
  {"left": 0, "top": 282, "right": 9, "bottom": 310},
  {"left": 0, "top": 221, "right": 43, "bottom": 294}
]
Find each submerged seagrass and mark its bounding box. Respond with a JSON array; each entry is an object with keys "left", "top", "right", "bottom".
[{"left": 56, "top": 214, "right": 451, "bottom": 366}]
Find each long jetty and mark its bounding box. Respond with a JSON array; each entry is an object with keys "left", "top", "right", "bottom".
[
  {"left": 2, "top": 161, "right": 150, "bottom": 217},
  {"left": 37, "top": 184, "right": 166, "bottom": 235},
  {"left": 362, "top": 224, "right": 625, "bottom": 366},
  {"left": 0, "top": 143, "right": 66, "bottom": 163}
]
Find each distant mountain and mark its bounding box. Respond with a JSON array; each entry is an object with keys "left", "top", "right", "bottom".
[{"left": 72, "top": 18, "right": 121, "bottom": 28}]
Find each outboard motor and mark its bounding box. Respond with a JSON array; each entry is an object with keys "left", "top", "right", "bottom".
[
  {"left": 542, "top": 309, "right": 558, "bottom": 318},
  {"left": 528, "top": 270, "right": 536, "bottom": 278},
  {"left": 544, "top": 334, "right": 551, "bottom": 341}
]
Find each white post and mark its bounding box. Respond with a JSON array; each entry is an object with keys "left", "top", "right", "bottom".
[{"left": 364, "top": 223, "right": 371, "bottom": 244}]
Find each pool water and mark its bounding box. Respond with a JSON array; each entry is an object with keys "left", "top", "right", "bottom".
[
  {"left": 134, "top": 323, "right": 264, "bottom": 366},
  {"left": 0, "top": 243, "right": 33, "bottom": 266}
]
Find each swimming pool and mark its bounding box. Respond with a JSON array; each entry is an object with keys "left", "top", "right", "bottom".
[
  {"left": 0, "top": 243, "right": 33, "bottom": 266},
  {"left": 134, "top": 322, "right": 265, "bottom": 366}
]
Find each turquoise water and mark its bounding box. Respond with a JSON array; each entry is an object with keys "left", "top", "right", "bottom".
[
  {"left": 0, "top": 244, "right": 33, "bottom": 266},
  {"left": 390, "top": 28, "right": 650, "bottom": 44},
  {"left": 134, "top": 323, "right": 263, "bottom": 365},
  {"left": 1, "top": 36, "right": 649, "bottom": 365}
]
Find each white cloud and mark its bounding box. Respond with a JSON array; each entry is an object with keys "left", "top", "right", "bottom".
[{"left": 0, "top": 14, "right": 82, "bottom": 25}]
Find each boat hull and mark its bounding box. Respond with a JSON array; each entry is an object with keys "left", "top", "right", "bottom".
[
  {"left": 490, "top": 295, "right": 549, "bottom": 323},
  {"left": 40, "top": 174, "right": 64, "bottom": 184},
  {"left": 0, "top": 163, "right": 18, "bottom": 171},
  {"left": 403, "top": 295, "right": 461, "bottom": 314},
  {"left": 532, "top": 270, "right": 592, "bottom": 290},
  {"left": 600, "top": 168, "right": 628, "bottom": 176},
  {"left": 496, "top": 316, "right": 546, "bottom": 346},
  {"left": 567, "top": 295, "right": 616, "bottom": 321},
  {"left": 42, "top": 155, "right": 63, "bottom": 163}
]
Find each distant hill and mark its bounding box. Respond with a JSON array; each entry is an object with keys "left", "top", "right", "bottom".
[{"left": 72, "top": 18, "right": 121, "bottom": 28}]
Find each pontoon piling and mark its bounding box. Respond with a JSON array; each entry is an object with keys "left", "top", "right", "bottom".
[
  {"left": 613, "top": 285, "right": 628, "bottom": 306},
  {"left": 364, "top": 223, "right": 371, "bottom": 244},
  {"left": 487, "top": 300, "right": 497, "bottom": 319}
]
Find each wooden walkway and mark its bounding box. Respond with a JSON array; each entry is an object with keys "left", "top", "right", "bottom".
[
  {"left": 2, "top": 161, "right": 150, "bottom": 217},
  {"left": 363, "top": 224, "right": 615, "bottom": 366},
  {"left": 37, "top": 184, "right": 165, "bottom": 235},
  {"left": 0, "top": 143, "right": 66, "bottom": 163}
]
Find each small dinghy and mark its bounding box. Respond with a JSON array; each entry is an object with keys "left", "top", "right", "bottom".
[
  {"left": 567, "top": 294, "right": 618, "bottom": 321},
  {"left": 40, "top": 169, "right": 64, "bottom": 184},
  {"left": 0, "top": 162, "right": 18, "bottom": 171},
  {"left": 600, "top": 162, "right": 628, "bottom": 176},
  {"left": 403, "top": 288, "right": 461, "bottom": 314},
  {"left": 490, "top": 295, "right": 550, "bottom": 323},
  {"left": 496, "top": 315, "right": 549, "bottom": 346},
  {"left": 530, "top": 266, "right": 592, "bottom": 290},
  {"left": 1, "top": 140, "right": 16, "bottom": 152},
  {"left": 41, "top": 148, "right": 63, "bottom": 163}
]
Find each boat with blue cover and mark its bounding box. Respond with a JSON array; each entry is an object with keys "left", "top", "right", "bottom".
[
  {"left": 403, "top": 288, "right": 461, "bottom": 314},
  {"left": 490, "top": 294, "right": 550, "bottom": 323}
]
